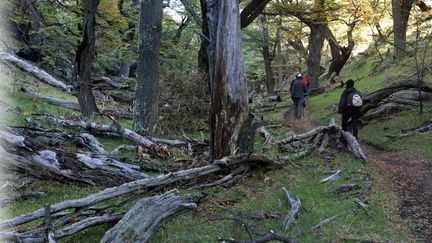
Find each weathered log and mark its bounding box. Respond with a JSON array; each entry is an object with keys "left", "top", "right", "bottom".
[
  {"left": 40, "top": 115, "right": 154, "bottom": 146},
  {"left": 0, "top": 214, "right": 124, "bottom": 242},
  {"left": 0, "top": 153, "right": 274, "bottom": 229},
  {"left": 21, "top": 88, "right": 133, "bottom": 119},
  {"left": 313, "top": 215, "right": 340, "bottom": 229},
  {"left": 319, "top": 170, "right": 341, "bottom": 184},
  {"left": 329, "top": 183, "right": 360, "bottom": 194},
  {"left": 44, "top": 205, "right": 56, "bottom": 243},
  {"left": 38, "top": 115, "right": 186, "bottom": 146},
  {"left": 111, "top": 145, "right": 137, "bottom": 154},
  {"left": 76, "top": 133, "right": 105, "bottom": 154},
  {"left": 361, "top": 102, "right": 410, "bottom": 122},
  {"left": 257, "top": 126, "right": 274, "bottom": 151},
  {"left": 267, "top": 95, "right": 282, "bottom": 102},
  {"left": 360, "top": 79, "right": 432, "bottom": 117},
  {"left": 21, "top": 87, "right": 80, "bottom": 110},
  {"left": 101, "top": 189, "right": 196, "bottom": 243},
  {"left": 0, "top": 49, "right": 72, "bottom": 92},
  {"left": 340, "top": 131, "right": 367, "bottom": 162},
  {"left": 0, "top": 129, "right": 149, "bottom": 186},
  {"left": 218, "top": 231, "right": 296, "bottom": 243},
  {"left": 353, "top": 198, "right": 374, "bottom": 216},
  {"left": 386, "top": 121, "right": 432, "bottom": 138},
  {"left": 91, "top": 76, "right": 121, "bottom": 89},
  {"left": 281, "top": 187, "right": 303, "bottom": 232}
]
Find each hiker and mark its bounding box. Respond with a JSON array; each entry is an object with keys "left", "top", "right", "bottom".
[
  {"left": 338, "top": 79, "right": 363, "bottom": 139},
  {"left": 301, "top": 71, "right": 310, "bottom": 107},
  {"left": 290, "top": 72, "right": 308, "bottom": 119}
]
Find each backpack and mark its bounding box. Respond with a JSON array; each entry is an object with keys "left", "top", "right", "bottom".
[{"left": 347, "top": 91, "right": 363, "bottom": 107}]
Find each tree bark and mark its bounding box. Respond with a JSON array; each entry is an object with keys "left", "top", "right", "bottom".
[
  {"left": 73, "top": 0, "right": 100, "bottom": 117},
  {"left": 392, "top": 0, "right": 415, "bottom": 60},
  {"left": 208, "top": 0, "right": 250, "bottom": 159},
  {"left": 198, "top": 0, "right": 210, "bottom": 75},
  {"left": 260, "top": 15, "right": 275, "bottom": 96},
  {"left": 306, "top": 24, "right": 325, "bottom": 89},
  {"left": 132, "top": 0, "right": 163, "bottom": 135},
  {"left": 101, "top": 190, "right": 196, "bottom": 243}
]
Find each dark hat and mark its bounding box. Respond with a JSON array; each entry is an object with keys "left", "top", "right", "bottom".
[{"left": 346, "top": 79, "right": 354, "bottom": 88}]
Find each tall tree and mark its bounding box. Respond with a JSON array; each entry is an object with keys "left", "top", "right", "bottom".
[
  {"left": 258, "top": 15, "right": 279, "bottom": 96},
  {"left": 132, "top": 0, "right": 163, "bottom": 134},
  {"left": 392, "top": 0, "right": 415, "bottom": 60},
  {"left": 208, "top": 0, "right": 250, "bottom": 159},
  {"left": 73, "top": 0, "right": 100, "bottom": 117}
]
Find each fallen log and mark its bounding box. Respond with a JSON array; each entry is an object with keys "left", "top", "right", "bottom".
[
  {"left": 0, "top": 49, "right": 72, "bottom": 92},
  {"left": 313, "top": 215, "right": 340, "bottom": 229},
  {"left": 340, "top": 131, "right": 367, "bottom": 162},
  {"left": 282, "top": 187, "right": 303, "bottom": 232},
  {"left": 21, "top": 87, "right": 80, "bottom": 110},
  {"left": 76, "top": 133, "right": 106, "bottom": 154},
  {"left": 257, "top": 126, "right": 274, "bottom": 151},
  {"left": 21, "top": 88, "right": 133, "bottom": 119},
  {"left": 360, "top": 79, "right": 432, "bottom": 117},
  {"left": 37, "top": 115, "right": 187, "bottom": 146},
  {"left": 101, "top": 189, "right": 196, "bottom": 243},
  {"left": 329, "top": 183, "right": 360, "bottom": 194},
  {"left": 319, "top": 170, "right": 341, "bottom": 184},
  {"left": 0, "top": 129, "right": 149, "bottom": 186},
  {"left": 39, "top": 115, "right": 154, "bottom": 146},
  {"left": 0, "top": 153, "right": 275, "bottom": 229},
  {"left": 386, "top": 121, "right": 432, "bottom": 138}
]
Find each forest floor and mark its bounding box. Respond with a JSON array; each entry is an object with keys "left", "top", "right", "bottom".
[
  {"left": 363, "top": 143, "right": 432, "bottom": 241},
  {"left": 288, "top": 104, "right": 432, "bottom": 241}
]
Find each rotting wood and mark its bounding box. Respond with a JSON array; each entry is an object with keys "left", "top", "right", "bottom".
[{"left": 281, "top": 187, "right": 303, "bottom": 232}]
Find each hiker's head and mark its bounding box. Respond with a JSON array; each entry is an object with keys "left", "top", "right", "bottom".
[
  {"left": 295, "top": 72, "right": 303, "bottom": 78},
  {"left": 346, "top": 79, "right": 354, "bottom": 88}
]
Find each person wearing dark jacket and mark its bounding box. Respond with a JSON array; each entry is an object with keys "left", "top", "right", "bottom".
[
  {"left": 338, "top": 79, "right": 361, "bottom": 139},
  {"left": 290, "top": 72, "right": 307, "bottom": 119}
]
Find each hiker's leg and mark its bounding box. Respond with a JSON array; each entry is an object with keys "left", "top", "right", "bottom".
[
  {"left": 352, "top": 112, "right": 359, "bottom": 139},
  {"left": 341, "top": 113, "right": 349, "bottom": 131},
  {"left": 293, "top": 98, "right": 299, "bottom": 118},
  {"left": 298, "top": 98, "right": 304, "bottom": 117}
]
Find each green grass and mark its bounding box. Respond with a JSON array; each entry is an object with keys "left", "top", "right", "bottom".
[{"left": 150, "top": 153, "right": 411, "bottom": 242}]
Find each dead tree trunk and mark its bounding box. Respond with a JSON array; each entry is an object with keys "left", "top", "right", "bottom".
[
  {"left": 132, "top": 0, "right": 163, "bottom": 135},
  {"left": 208, "top": 0, "right": 250, "bottom": 159},
  {"left": 73, "top": 0, "right": 100, "bottom": 117}
]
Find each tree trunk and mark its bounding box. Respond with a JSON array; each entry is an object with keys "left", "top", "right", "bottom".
[
  {"left": 119, "top": 59, "right": 133, "bottom": 78},
  {"left": 198, "top": 0, "right": 210, "bottom": 76},
  {"left": 260, "top": 15, "right": 275, "bottom": 96},
  {"left": 73, "top": 0, "right": 100, "bottom": 117},
  {"left": 321, "top": 24, "right": 355, "bottom": 78},
  {"left": 208, "top": 0, "right": 250, "bottom": 159},
  {"left": 133, "top": 0, "right": 163, "bottom": 135},
  {"left": 306, "top": 24, "right": 324, "bottom": 89},
  {"left": 392, "top": 0, "right": 415, "bottom": 60}
]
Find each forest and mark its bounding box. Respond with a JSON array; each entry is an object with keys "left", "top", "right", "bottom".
[{"left": 0, "top": 0, "right": 431, "bottom": 242}]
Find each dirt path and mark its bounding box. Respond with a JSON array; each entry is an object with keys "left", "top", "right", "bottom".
[
  {"left": 363, "top": 144, "right": 432, "bottom": 241},
  {"left": 282, "top": 107, "right": 315, "bottom": 133}
]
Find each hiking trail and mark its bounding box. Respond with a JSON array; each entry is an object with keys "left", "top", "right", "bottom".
[{"left": 283, "top": 107, "right": 432, "bottom": 241}]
